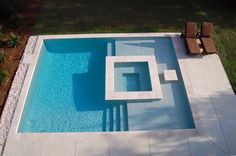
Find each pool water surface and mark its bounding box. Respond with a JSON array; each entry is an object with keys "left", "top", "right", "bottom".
[{"left": 18, "top": 37, "right": 195, "bottom": 133}]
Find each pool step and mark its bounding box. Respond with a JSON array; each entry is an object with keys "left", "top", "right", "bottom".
[
  {"left": 121, "top": 103, "right": 129, "bottom": 131},
  {"left": 105, "top": 102, "right": 129, "bottom": 132},
  {"left": 109, "top": 106, "right": 114, "bottom": 131},
  {"left": 115, "top": 105, "right": 121, "bottom": 131},
  {"left": 114, "top": 39, "right": 155, "bottom": 56},
  {"left": 107, "top": 40, "right": 115, "bottom": 56}
]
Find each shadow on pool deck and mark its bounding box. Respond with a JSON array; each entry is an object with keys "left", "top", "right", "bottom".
[{"left": 33, "top": 0, "right": 235, "bottom": 34}]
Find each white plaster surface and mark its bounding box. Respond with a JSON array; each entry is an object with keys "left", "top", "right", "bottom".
[
  {"left": 1, "top": 33, "right": 236, "bottom": 156},
  {"left": 163, "top": 70, "right": 178, "bottom": 81}
]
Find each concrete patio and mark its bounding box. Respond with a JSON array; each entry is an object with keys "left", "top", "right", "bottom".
[{"left": 0, "top": 33, "right": 235, "bottom": 156}]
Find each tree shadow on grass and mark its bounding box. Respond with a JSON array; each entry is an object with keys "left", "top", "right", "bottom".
[{"left": 32, "top": 0, "right": 234, "bottom": 34}]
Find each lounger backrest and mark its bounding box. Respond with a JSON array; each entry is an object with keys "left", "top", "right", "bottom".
[
  {"left": 201, "top": 22, "right": 213, "bottom": 37},
  {"left": 185, "top": 22, "right": 197, "bottom": 38}
]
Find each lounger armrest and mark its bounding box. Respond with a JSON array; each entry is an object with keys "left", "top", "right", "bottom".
[{"left": 180, "top": 29, "right": 185, "bottom": 38}]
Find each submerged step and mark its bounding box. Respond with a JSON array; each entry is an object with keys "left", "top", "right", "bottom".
[
  {"left": 122, "top": 103, "right": 129, "bottom": 131},
  {"left": 108, "top": 106, "right": 114, "bottom": 131},
  {"left": 107, "top": 41, "right": 115, "bottom": 56},
  {"left": 106, "top": 103, "right": 127, "bottom": 132},
  {"left": 115, "top": 105, "right": 121, "bottom": 131}
]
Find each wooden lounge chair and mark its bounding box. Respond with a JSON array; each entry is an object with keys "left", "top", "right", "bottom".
[
  {"left": 182, "top": 22, "right": 201, "bottom": 55},
  {"left": 200, "top": 22, "right": 217, "bottom": 54}
]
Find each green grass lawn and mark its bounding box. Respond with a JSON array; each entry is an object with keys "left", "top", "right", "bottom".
[{"left": 33, "top": 0, "right": 236, "bottom": 92}]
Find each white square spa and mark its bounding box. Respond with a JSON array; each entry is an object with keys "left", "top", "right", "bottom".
[{"left": 105, "top": 55, "right": 162, "bottom": 101}]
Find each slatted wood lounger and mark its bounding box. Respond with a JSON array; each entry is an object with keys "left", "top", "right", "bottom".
[
  {"left": 200, "top": 22, "right": 217, "bottom": 54},
  {"left": 184, "top": 22, "right": 201, "bottom": 55}
]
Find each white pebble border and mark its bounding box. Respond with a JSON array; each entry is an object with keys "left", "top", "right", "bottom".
[
  {"left": 0, "top": 36, "right": 38, "bottom": 147},
  {"left": 23, "top": 36, "right": 38, "bottom": 54}
]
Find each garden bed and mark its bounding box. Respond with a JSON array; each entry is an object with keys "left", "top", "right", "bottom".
[{"left": 0, "top": 0, "right": 42, "bottom": 114}]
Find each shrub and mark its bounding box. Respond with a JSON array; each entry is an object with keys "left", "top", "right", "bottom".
[
  {"left": 0, "top": 69, "right": 8, "bottom": 84},
  {"left": 0, "top": 50, "right": 6, "bottom": 64},
  {"left": 7, "top": 32, "right": 20, "bottom": 48},
  {"left": 0, "top": 0, "right": 18, "bottom": 18},
  {"left": 9, "top": 14, "right": 21, "bottom": 28}
]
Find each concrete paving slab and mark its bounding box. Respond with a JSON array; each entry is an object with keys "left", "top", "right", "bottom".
[
  {"left": 41, "top": 141, "right": 76, "bottom": 156},
  {"left": 3, "top": 140, "right": 43, "bottom": 156},
  {"left": 0, "top": 145, "right": 3, "bottom": 156},
  {"left": 76, "top": 133, "right": 109, "bottom": 156},
  {"left": 188, "top": 135, "right": 227, "bottom": 156},
  {"left": 219, "top": 120, "right": 236, "bottom": 155},
  {"left": 183, "top": 55, "right": 234, "bottom": 96},
  {"left": 195, "top": 120, "right": 228, "bottom": 153},
  {"left": 211, "top": 94, "right": 236, "bottom": 120},
  {"left": 163, "top": 70, "right": 178, "bottom": 81},
  {"left": 110, "top": 132, "right": 150, "bottom": 156},
  {"left": 41, "top": 140, "right": 76, "bottom": 156},
  {"left": 148, "top": 131, "right": 190, "bottom": 156},
  {"left": 189, "top": 96, "right": 217, "bottom": 121}
]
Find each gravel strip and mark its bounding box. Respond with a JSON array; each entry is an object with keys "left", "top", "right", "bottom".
[{"left": 0, "top": 36, "right": 38, "bottom": 146}]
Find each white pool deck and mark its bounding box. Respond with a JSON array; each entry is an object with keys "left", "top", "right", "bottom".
[{"left": 0, "top": 33, "right": 236, "bottom": 156}]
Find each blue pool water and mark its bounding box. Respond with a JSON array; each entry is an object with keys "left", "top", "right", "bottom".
[
  {"left": 123, "top": 73, "right": 141, "bottom": 91},
  {"left": 18, "top": 37, "right": 195, "bottom": 133},
  {"left": 114, "top": 62, "right": 152, "bottom": 92}
]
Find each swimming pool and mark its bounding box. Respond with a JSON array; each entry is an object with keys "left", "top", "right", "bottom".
[{"left": 18, "top": 37, "right": 195, "bottom": 133}]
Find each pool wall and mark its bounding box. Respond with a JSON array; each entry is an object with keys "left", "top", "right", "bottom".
[
  {"left": 114, "top": 62, "right": 151, "bottom": 92},
  {"left": 6, "top": 33, "right": 196, "bottom": 135},
  {"left": 18, "top": 36, "right": 193, "bottom": 132}
]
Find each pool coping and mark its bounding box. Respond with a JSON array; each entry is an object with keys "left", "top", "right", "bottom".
[{"left": 1, "top": 33, "right": 236, "bottom": 156}]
